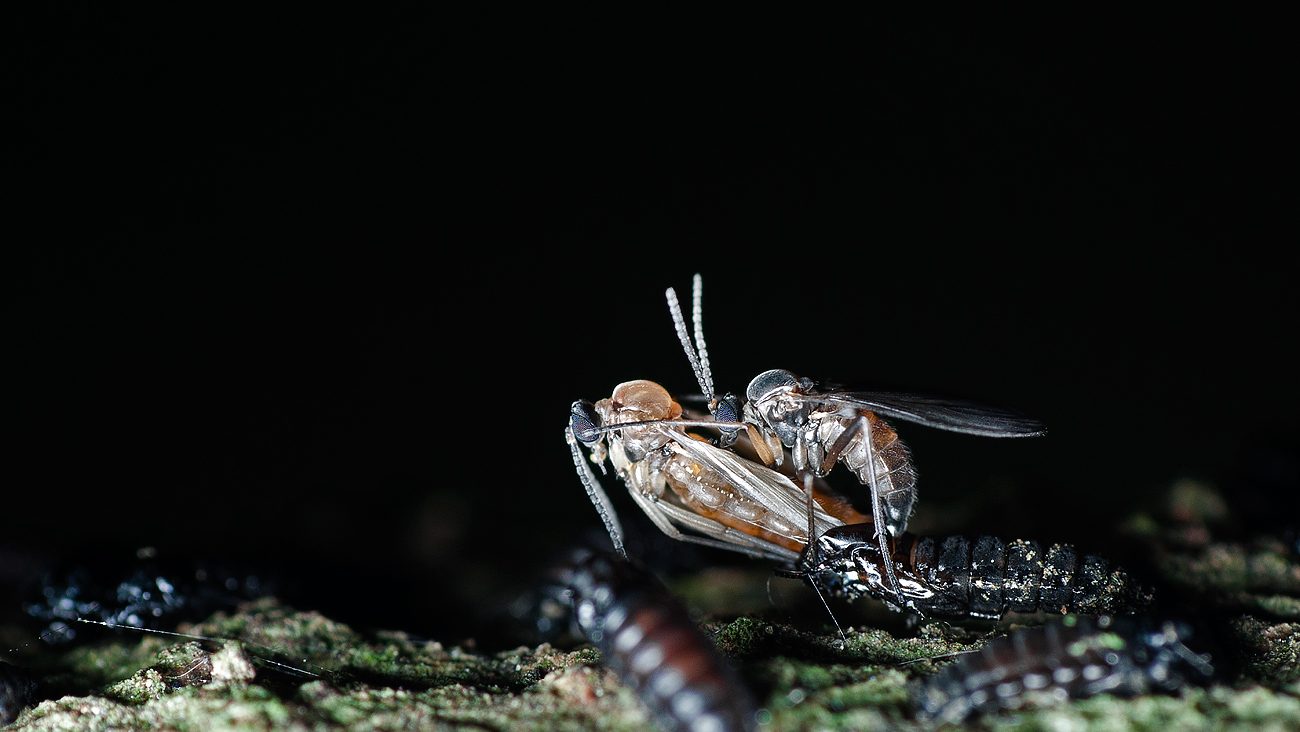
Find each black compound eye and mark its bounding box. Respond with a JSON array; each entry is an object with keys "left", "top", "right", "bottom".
[
  {"left": 569, "top": 400, "right": 601, "bottom": 444},
  {"left": 712, "top": 393, "right": 741, "bottom": 425},
  {"left": 712, "top": 393, "right": 742, "bottom": 447}
]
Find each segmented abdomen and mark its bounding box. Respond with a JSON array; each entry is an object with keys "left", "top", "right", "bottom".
[
  {"left": 812, "top": 412, "right": 917, "bottom": 535},
  {"left": 807, "top": 525, "right": 1152, "bottom": 620},
  {"left": 900, "top": 533, "right": 1152, "bottom": 619},
  {"left": 913, "top": 615, "right": 1212, "bottom": 724},
  {"left": 560, "top": 550, "right": 757, "bottom": 732},
  {"left": 662, "top": 452, "right": 807, "bottom": 553}
]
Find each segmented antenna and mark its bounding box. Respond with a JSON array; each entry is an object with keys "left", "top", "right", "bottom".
[
  {"left": 690, "top": 274, "right": 714, "bottom": 400},
  {"left": 566, "top": 428, "right": 627, "bottom": 557},
  {"left": 666, "top": 281, "right": 714, "bottom": 401}
]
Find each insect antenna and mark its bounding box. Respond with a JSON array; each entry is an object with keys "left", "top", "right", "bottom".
[
  {"left": 566, "top": 428, "right": 627, "bottom": 558},
  {"left": 665, "top": 280, "right": 714, "bottom": 401},
  {"left": 689, "top": 273, "right": 714, "bottom": 401}
]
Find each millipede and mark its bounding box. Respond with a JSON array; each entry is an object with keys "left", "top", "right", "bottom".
[
  {"left": 0, "top": 661, "right": 37, "bottom": 726},
  {"left": 912, "top": 614, "right": 1214, "bottom": 723},
  {"left": 556, "top": 548, "right": 758, "bottom": 732},
  {"left": 797, "top": 524, "right": 1154, "bottom": 620}
]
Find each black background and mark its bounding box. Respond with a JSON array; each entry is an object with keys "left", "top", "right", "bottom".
[{"left": 3, "top": 9, "right": 1295, "bottom": 642}]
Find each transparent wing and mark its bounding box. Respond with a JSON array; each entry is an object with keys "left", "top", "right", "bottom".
[
  {"left": 666, "top": 433, "right": 842, "bottom": 540},
  {"left": 813, "top": 392, "right": 1046, "bottom": 437}
]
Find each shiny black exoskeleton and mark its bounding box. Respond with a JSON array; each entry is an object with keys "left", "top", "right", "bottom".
[
  {"left": 913, "top": 614, "right": 1214, "bottom": 723},
  {"left": 800, "top": 524, "right": 1153, "bottom": 620},
  {"left": 555, "top": 549, "right": 758, "bottom": 732}
]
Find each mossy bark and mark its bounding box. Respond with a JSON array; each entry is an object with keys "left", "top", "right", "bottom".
[{"left": 5, "top": 483, "right": 1299, "bottom": 730}]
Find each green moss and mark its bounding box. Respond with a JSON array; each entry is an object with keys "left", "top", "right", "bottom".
[
  {"left": 982, "top": 684, "right": 1300, "bottom": 732},
  {"left": 52, "top": 636, "right": 166, "bottom": 688},
  {"left": 1231, "top": 594, "right": 1300, "bottom": 620},
  {"left": 102, "top": 667, "right": 167, "bottom": 705},
  {"left": 6, "top": 478, "right": 1300, "bottom": 730},
  {"left": 712, "top": 615, "right": 987, "bottom": 673},
  {"left": 1230, "top": 617, "right": 1300, "bottom": 683},
  {"left": 1161, "top": 544, "right": 1300, "bottom": 595}
]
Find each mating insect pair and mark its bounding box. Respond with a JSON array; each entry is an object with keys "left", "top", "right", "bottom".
[{"left": 565, "top": 274, "right": 1048, "bottom": 615}]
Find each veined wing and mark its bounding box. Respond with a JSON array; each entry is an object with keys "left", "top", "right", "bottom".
[
  {"left": 815, "top": 392, "right": 1046, "bottom": 438},
  {"left": 666, "top": 432, "right": 843, "bottom": 540}
]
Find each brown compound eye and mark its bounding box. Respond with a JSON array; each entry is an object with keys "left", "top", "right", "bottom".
[{"left": 611, "top": 380, "right": 682, "bottom": 421}]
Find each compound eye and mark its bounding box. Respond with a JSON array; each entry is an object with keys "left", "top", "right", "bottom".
[
  {"left": 746, "top": 369, "right": 798, "bottom": 403},
  {"left": 569, "top": 400, "right": 601, "bottom": 444},
  {"left": 712, "top": 393, "right": 741, "bottom": 424},
  {"left": 712, "top": 393, "right": 742, "bottom": 447}
]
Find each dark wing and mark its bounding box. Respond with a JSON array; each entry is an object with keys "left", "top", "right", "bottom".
[{"left": 815, "top": 392, "right": 1046, "bottom": 437}]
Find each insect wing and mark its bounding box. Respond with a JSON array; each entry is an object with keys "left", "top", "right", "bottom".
[
  {"left": 815, "top": 392, "right": 1046, "bottom": 437},
  {"left": 666, "top": 433, "right": 842, "bottom": 540}
]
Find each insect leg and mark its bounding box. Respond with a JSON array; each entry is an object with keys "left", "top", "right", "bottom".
[
  {"left": 800, "top": 472, "right": 847, "bottom": 640},
  {"left": 566, "top": 428, "right": 627, "bottom": 558},
  {"left": 818, "top": 415, "right": 904, "bottom": 605},
  {"left": 744, "top": 424, "right": 777, "bottom": 466}
]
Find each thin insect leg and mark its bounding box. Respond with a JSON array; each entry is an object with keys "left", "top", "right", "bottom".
[
  {"left": 849, "top": 416, "right": 905, "bottom": 606},
  {"left": 809, "top": 414, "right": 904, "bottom": 604},
  {"left": 745, "top": 424, "right": 777, "bottom": 467},
  {"left": 801, "top": 472, "right": 846, "bottom": 641},
  {"left": 802, "top": 473, "right": 818, "bottom": 567},
  {"left": 566, "top": 428, "right": 627, "bottom": 557},
  {"left": 818, "top": 415, "right": 865, "bottom": 475},
  {"left": 809, "top": 577, "right": 847, "bottom": 642}
]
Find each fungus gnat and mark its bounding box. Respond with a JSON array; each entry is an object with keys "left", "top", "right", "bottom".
[
  {"left": 565, "top": 276, "right": 845, "bottom": 565},
  {"left": 739, "top": 367, "right": 1043, "bottom": 606}
]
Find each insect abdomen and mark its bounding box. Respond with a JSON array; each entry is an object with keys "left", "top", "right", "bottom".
[
  {"left": 562, "top": 550, "right": 757, "bottom": 732},
  {"left": 913, "top": 615, "right": 1211, "bottom": 723},
  {"left": 662, "top": 453, "right": 807, "bottom": 553},
  {"left": 904, "top": 535, "right": 1152, "bottom": 619},
  {"left": 814, "top": 413, "right": 917, "bottom": 534}
]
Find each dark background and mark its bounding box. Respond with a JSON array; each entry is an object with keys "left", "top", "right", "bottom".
[{"left": 3, "top": 10, "right": 1295, "bottom": 642}]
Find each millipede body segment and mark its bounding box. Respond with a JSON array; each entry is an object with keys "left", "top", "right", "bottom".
[
  {"left": 913, "top": 614, "right": 1213, "bottom": 723},
  {"left": 803, "top": 524, "right": 1153, "bottom": 619},
  {"left": 557, "top": 549, "right": 758, "bottom": 732}
]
